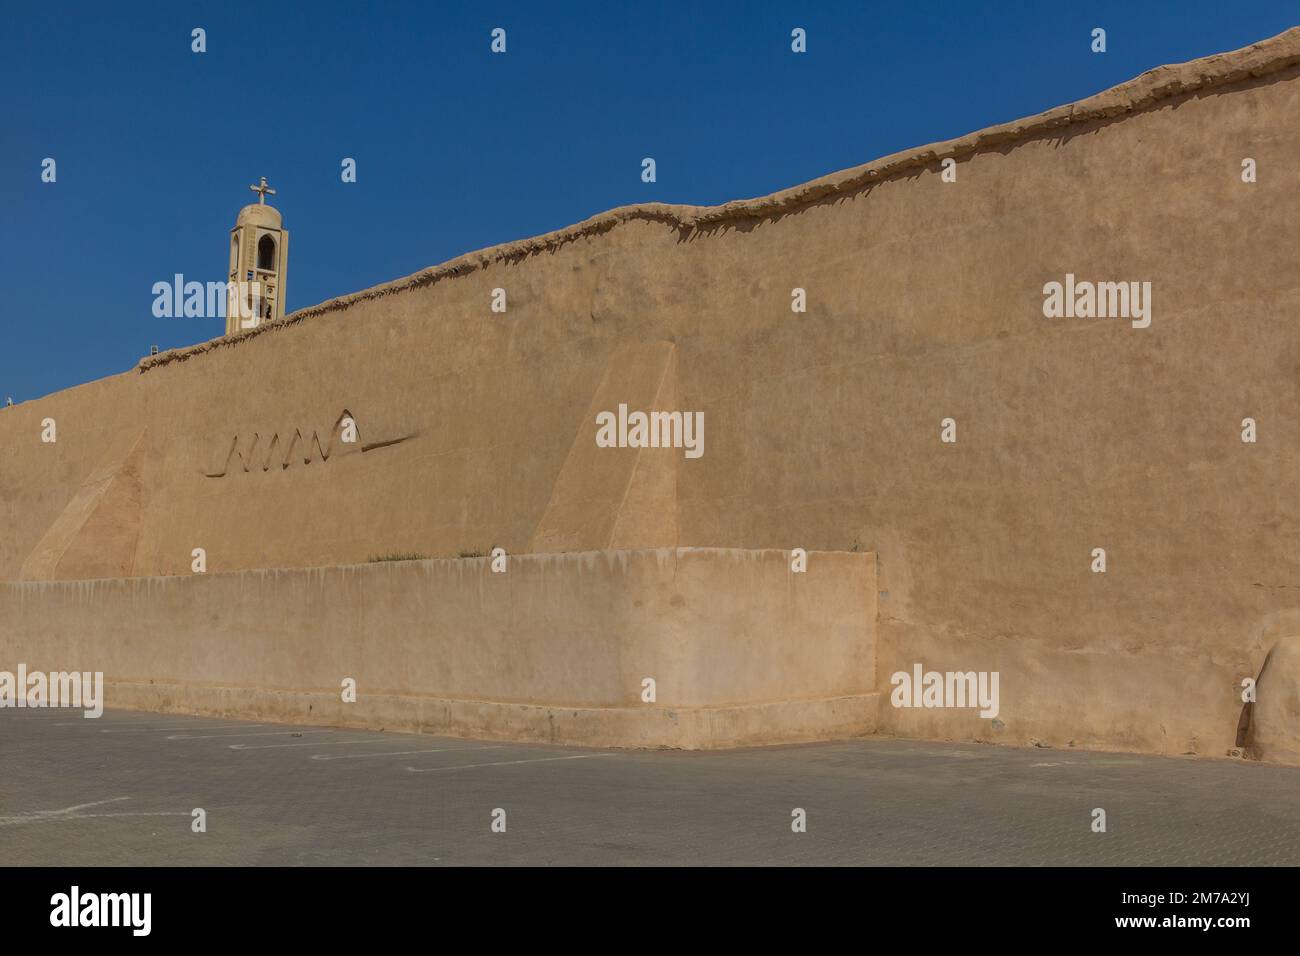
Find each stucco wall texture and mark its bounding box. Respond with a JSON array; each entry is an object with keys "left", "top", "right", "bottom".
[
  {"left": 2, "top": 30, "right": 1298, "bottom": 759},
  {"left": 0, "top": 549, "right": 877, "bottom": 749}
]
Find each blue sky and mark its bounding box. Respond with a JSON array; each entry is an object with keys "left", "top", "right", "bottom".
[{"left": 2, "top": 1, "right": 1295, "bottom": 400}]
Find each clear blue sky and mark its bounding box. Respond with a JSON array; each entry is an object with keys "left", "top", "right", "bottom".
[{"left": 2, "top": 1, "right": 1295, "bottom": 401}]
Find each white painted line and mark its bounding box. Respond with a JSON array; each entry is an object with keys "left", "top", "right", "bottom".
[
  {"left": 0, "top": 810, "right": 194, "bottom": 827},
  {"left": 231, "top": 738, "right": 396, "bottom": 751},
  {"left": 101, "top": 724, "right": 270, "bottom": 734},
  {"left": 311, "top": 745, "right": 509, "bottom": 761},
  {"left": 167, "top": 729, "right": 335, "bottom": 740},
  {"left": 0, "top": 796, "right": 129, "bottom": 826},
  {"left": 18, "top": 797, "right": 126, "bottom": 814},
  {"left": 405, "top": 753, "right": 617, "bottom": 773},
  {"left": 232, "top": 736, "right": 482, "bottom": 751},
  {"left": 71, "top": 810, "right": 193, "bottom": 819},
  {"left": 48, "top": 719, "right": 266, "bottom": 729},
  {"left": 2, "top": 712, "right": 80, "bottom": 721}
]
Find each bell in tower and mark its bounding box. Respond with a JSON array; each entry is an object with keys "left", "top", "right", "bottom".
[{"left": 226, "top": 176, "right": 289, "bottom": 336}]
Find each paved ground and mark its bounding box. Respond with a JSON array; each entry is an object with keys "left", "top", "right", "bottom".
[{"left": 2, "top": 707, "right": 1298, "bottom": 866}]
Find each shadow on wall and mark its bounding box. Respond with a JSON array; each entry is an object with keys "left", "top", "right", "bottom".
[{"left": 1241, "top": 635, "right": 1300, "bottom": 763}]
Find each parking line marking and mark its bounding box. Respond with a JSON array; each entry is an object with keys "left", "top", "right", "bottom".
[
  {"left": 48, "top": 720, "right": 267, "bottom": 729},
  {"left": 406, "top": 753, "right": 617, "bottom": 773},
  {"left": 4, "top": 796, "right": 129, "bottom": 817},
  {"left": 100, "top": 724, "right": 270, "bottom": 733},
  {"left": 167, "top": 729, "right": 335, "bottom": 740},
  {"left": 6, "top": 712, "right": 71, "bottom": 719},
  {"left": 311, "top": 745, "right": 508, "bottom": 761},
  {"left": 2, "top": 712, "right": 80, "bottom": 722},
  {"left": 231, "top": 738, "right": 400, "bottom": 751},
  {"left": 1, "top": 808, "right": 195, "bottom": 827}
]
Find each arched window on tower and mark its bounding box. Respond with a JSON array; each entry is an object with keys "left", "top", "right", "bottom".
[
  {"left": 229, "top": 235, "right": 239, "bottom": 274},
  {"left": 257, "top": 235, "right": 277, "bottom": 272}
]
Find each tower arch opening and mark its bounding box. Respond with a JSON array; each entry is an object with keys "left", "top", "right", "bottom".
[{"left": 257, "top": 235, "right": 277, "bottom": 272}]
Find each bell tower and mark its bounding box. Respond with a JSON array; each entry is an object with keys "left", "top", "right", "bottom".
[{"left": 226, "top": 176, "right": 289, "bottom": 336}]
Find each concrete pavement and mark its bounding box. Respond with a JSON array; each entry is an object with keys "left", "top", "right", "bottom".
[{"left": 2, "top": 708, "right": 1297, "bottom": 866}]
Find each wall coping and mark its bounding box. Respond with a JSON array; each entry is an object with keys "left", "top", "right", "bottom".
[
  {"left": 3, "top": 545, "right": 873, "bottom": 588},
  {"left": 136, "top": 27, "right": 1300, "bottom": 374}
]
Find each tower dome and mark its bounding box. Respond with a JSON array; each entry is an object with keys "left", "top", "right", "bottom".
[{"left": 235, "top": 202, "right": 283, "bottom": 229}]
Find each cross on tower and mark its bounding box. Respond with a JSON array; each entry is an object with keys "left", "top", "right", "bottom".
[{"left": 249, "top": 176, "right": 277, "bottom": 204}]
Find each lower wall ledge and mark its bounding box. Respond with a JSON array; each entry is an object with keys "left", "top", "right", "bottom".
[{"left": 105, "top": 682, "right": 881, "bottom": 750}]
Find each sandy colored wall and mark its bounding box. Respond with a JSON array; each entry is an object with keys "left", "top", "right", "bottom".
[
  {"left": 0, "top": 548, "right": 877, "bottom": 749},
  {"left": 2, "top": 31, "right": 1299, "bottom": 759}
]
